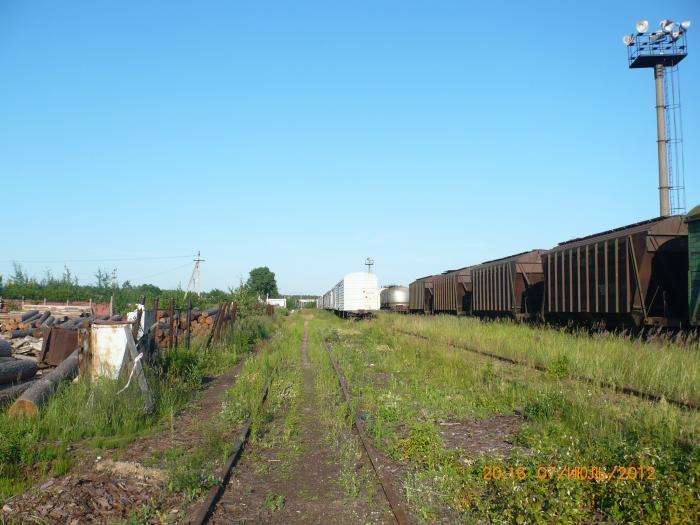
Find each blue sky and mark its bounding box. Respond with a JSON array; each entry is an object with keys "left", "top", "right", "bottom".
[{"left": 1, "top": 0, "right": 698, "bottom": 295}]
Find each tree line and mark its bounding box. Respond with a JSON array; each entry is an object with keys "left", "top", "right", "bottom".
[{"left": 0, "top": 264, "right": 289, "bottom": 314}]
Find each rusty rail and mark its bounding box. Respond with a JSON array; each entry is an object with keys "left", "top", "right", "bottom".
[
  {"left": 324, "top": 342, "right": 414, "bottom": 525},
  {"left": 186, "top": 361, "right": 278, "bottom": 525},
  {"left": 395, "top": 329, "right": 699, "bottom": 412}
]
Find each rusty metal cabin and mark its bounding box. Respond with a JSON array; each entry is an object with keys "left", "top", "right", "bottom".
[
  {"left": 543, "top": 215, "right": 688, "bottom": 328},
  {"left": 408, "top": 275, "right": 435, "bottom": 314},
  {"left": 432, "top": 267, "right": 473, "bottom": 315},
  {"left": 472, "top": 250, "right": 545, "bottom": 320}
]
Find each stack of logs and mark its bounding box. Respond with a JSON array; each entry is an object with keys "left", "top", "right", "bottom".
[
  {"left": 0, "top": 339, "right": 40, "bottom": 403},
  {"left": 0, "top": 310, "right": 123, "bottom": 338},
  {"left": 153, "top": 307, "right": 229, "bottom": 346}
]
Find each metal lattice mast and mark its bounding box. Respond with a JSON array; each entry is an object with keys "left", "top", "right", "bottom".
[
  {"left": 185, "top": 251, "right": 204, "bottom": 298},
  {"left": 665, "top": 64, "right": 687, "bottom": 214},
  {"left": 365, "top": 257, "right": 374, "bottom": 273}
]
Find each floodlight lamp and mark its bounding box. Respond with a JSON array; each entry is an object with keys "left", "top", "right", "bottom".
[
  {"left": 680, "top": 20, "right": 691, "bottom": 31},
  {"left": 650, "top": 31, "right": 665, "bottom": 43},
  {"left": 636, "top": 19, "right": 649, "bottom": 33},
  {"left": 660, "top": 19, "right": 674, "bottom": 33},
  {"left": 671, "top": 30, "right": 681, "bottom": 41},
  {"left": 623, "top": 34, "right": 635, "bottom": 46}
]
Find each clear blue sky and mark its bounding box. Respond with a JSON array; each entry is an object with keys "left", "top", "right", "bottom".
[{"left": 1, "top": 1, "right": 698, "bottom": 295}]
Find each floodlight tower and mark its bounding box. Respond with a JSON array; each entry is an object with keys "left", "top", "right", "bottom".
[{"left": 623, "top": 19, "right": 691, "bottom": 217}]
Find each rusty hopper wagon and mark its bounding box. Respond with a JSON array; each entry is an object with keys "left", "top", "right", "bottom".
[
  {"left": 472, "top": 250, "right": 545, "bottom": 320},
  {"left": 432, "top": 266, "right": 473, "bottom": 315},
  {"left": 409, "top": 275, "right": 436, "bottom": 314},
  {"left": 543, "top": 215, "right": 688, "bottom": 328}
]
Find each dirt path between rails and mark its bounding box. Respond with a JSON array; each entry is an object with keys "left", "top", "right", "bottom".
[
  {"left": 210, "top": 321, "right": 394, "bottom": 525},
  {"left": 1, "top": 358, "right": 251, "bottom": 524}
]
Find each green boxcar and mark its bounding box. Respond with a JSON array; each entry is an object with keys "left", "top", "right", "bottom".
[{"left": 688, "top": 205, "right": 700, "bottom": 326}]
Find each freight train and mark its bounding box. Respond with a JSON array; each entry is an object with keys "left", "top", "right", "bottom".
[
  {"left": 319, "top": 272, "right": 380, "bottom": 318},
  {"left": 409, "top": 209, "right": 700, "bottom": 329}
]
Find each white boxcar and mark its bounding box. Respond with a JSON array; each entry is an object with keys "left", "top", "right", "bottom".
[{"left": 321, "top": 272, "right": 379, "bottom": 317}]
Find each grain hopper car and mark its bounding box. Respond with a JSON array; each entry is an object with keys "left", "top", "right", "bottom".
[
  {"left": 408, "top": 275, "right": 436, "bottom": 314},
  {"left": 432, "top": 267, "right": 473, "bottom": 315},
  {"left": 472, "top": 250, "right": 545, "bottom": 320},
  {"left": 542, "top": 215, "right": 688, "bottom": 328}
]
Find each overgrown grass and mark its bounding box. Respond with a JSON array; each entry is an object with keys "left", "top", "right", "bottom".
[
  {"left": 321, "top": 311, "right": 700, "bottom": 524},
  {"left": 308, "top": 317, "right": 375, "bottom": 499},
  {"left": 382, "top": 314, "right": 700, "bottom": 406},
  {"left": 162, "top": 315, "right": 303, "bottom": 500},
  {"left": 0, "top": 315, "right": 274, "bottom": 503}
]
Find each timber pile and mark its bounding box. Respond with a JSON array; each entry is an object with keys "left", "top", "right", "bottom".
[
  {"left": 9, "top": 349, "right": 79, "bottom": 417},
  {"left": 153, "top": 307, "right": 223, "bottom": 344},
  {"left": 0, "top": 346, "right": 40, "bottom": 404},
  {"left": 0, "top": 308, "right": 117, "bottom": 405},
  {"left": 0, "top": 310, "right": 119, "bottom": 337}
]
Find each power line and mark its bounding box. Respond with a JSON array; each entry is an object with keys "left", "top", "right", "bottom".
[
  {"left": 129, "top": 262, "right": 194, "bottom": 283},
  {"left": 0, "top": 254, "right": 196, "bottom": 264}
]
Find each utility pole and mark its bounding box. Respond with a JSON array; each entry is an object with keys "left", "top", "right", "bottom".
[{"left": 185, "top": 251, "right": 205, "bottom": 298}]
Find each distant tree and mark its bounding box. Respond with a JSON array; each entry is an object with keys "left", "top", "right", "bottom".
[
  {"left": 10, "top": 262, "right": 27, "bottom": 285},
  {"left": 122, "top": 280, "right": 133, "bottom": 289},
  {"left": 246, "top": 267, "right": 279, "bottom": 299},
  {"left": 95, "top": 268, "right": 110, "bottom": 288},
  {"left": 207, "top": 288, "right": 229, "bottom": 304},
  {"left": 62, "top": 265, "right": 78, "bottom": 285},
  {"left": 229, "top": 280, "right": 259, "bottom": 317}
]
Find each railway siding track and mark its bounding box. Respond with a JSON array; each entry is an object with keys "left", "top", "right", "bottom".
[
  {"left": 189, "top": 320, "right": 401, "bottom": 524},
  {"left": 186, "top": 361, "right": 278, "bottom": 525},
  {"left": 324, "top": 341, "right": 415, "bottom": 525},
  {"left": 395, "top": 329, "right": 699, "bottom": 412}
]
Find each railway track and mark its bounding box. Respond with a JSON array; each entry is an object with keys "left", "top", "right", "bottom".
[
  {"left": 395, "top": 329, "right": 699, "bottom": 412},
  {"left": 186, "top": 360, "right": 278, "bottom": 525},
  {"left": 324, "top": 341, "right": 414, "bottom": 525},
  {"left": 187, "top": 323, "right": 412, "bottom": 524}
]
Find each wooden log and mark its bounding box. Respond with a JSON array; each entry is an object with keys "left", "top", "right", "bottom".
[
  {"left": 180, "top": 310, "right": 201, "bottom": 323},
  {"left": 57, "top": 318, "right": 76, "bottom": 328},
  {"left": 9, "top": 329, "right": 33, "bottom": 339},
  {"left": 35, "top": 311, "right": 51, "bottom": 326},
  {"left": 0, "top": 359, "right": 38, "bottom": 385},
  {"left": 23, "top": 313, "right": 42, "bottom": 326},
  {"left": 0, "top": 339, "right": 12, "bottom": 357},
  {"left": 201, "top": 308, "right": 219, "bottom": 318},
  {"left": 0, "top": 378, "right": 39, "bottom": 404},
  {"left": 9, "top": 350, "right": 79, "bottom": 418},
  {"left": 20, "top": 310, "right": 39, "bottom": 322},
  {"left": 75, "top": 316, "right": 95, "bottom": 328},
  {"left": 42, "top": 316, "right": 56, "bottom": 327}
]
